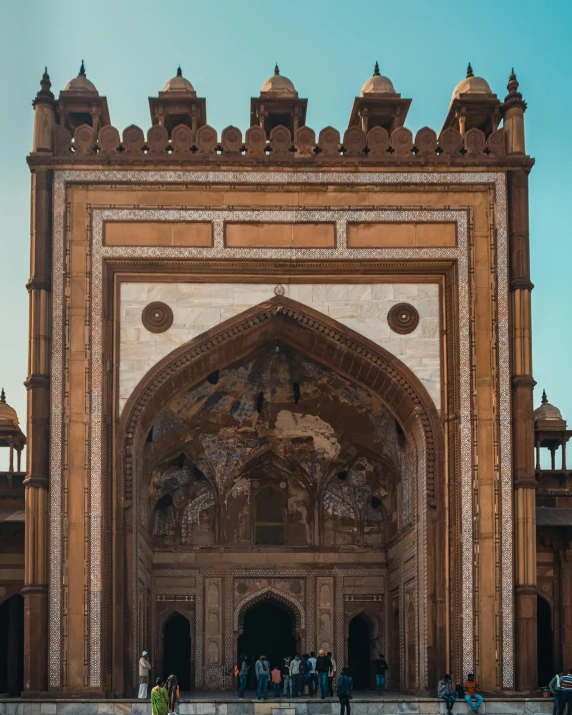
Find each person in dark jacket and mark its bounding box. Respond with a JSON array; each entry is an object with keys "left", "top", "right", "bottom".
[
  {"left": 373, "top": 654, "right": 389, "bottom": 694},
  {"left": 299, "top": 654, "right": 311, "bottom": 696},
  {"left": 316, "top": 650, "right": 332, "bottom": 699},
  {"left": 337, "top": 667, "right": 353, "bottom": 715}
]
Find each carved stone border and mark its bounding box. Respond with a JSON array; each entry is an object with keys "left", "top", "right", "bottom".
[
  {"left": 48, "top": 169, "right": 512, "bottom": 690},
  {"left": 233, "top": 586, "right": 305, "bottom": 631}
]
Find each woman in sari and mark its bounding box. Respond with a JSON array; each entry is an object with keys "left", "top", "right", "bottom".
[
  {"left": 151, "top": 678, "right": 169, "bottom": 715},
  {"left": 165, "top": 674, "right": 180, "bottom": 715}
]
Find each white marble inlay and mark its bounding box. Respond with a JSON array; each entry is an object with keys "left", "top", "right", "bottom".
[{"left": 119, "top": 282, "right": 441, "bottom": 413}]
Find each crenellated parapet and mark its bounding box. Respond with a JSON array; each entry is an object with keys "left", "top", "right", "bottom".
[
  {"left": 29, "top": 62, "right": 532, "bottom": 168},
  {"left": 33, "top": 122, "right": 518, "bottom": 164}
]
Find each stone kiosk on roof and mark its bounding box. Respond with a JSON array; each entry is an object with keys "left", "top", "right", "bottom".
[{"left": 7, "top": 57, "right": 558, "bottom": 701}]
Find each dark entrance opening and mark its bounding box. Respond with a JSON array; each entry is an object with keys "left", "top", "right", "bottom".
[
  {"left": 537, "top": 596, "right": 554, "bottom": 687},
  {"left": 237, "top": 599, "right": 297, "bottom": 690},
  {"left": 0, "top": 594, "right": 24, "bottom": 696},
  {"left": 163, "top": 612, "right": 192, "bottom": 690},
  {"left": 348, "top": 613, "right": 374, "bottom": 690}
]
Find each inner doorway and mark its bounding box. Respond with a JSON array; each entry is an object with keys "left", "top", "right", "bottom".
[
  {"left": 0, "top": 595, "right": 24, "bottom": 696},
  {"left": 348, "top": 613, "right": 375, "bottom": 690},
  {"left": 237, "top": 599, "right": 297, "bottom": 689},
  {"left": 163, "top": 612, "right": 192, "bottom": 690},
  {"left": 537, "top": 596, "right": 554, "bottom": 687}
]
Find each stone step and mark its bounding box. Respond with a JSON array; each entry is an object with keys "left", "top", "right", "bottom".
[{"left": 0, "top": 700, "right": 555, "bottom": 715}]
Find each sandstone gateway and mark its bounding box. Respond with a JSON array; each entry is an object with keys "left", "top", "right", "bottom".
[{"left": 1, "top": 61, "right": 568, "bottom": 699}]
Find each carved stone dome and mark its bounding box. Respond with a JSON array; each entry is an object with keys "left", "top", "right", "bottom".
[
  {"left": 534, "top": 391, "right": 563, "bottom": 421},
  {"left": 64, "top": 61, "right": 98, "bottom": 93},
  {"left": 451, "top": 64, "right": 492, "bottom": 102},
  {"left": 0, "top": 389, "right": 19, "bottom": 429},
  {"left": 360, "top": 62, "right": 396, "bottom": 96},
  {"left": 260, "top": 65, "right": 297, "bottom": 96},
  {"left": 162, "top": 66, "right": 195, "bottom": 93}
]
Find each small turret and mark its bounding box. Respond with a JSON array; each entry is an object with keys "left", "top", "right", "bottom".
[
  {"left": 442, "top": 63, "right": 501, "bottom": 137},
  {"left": 502, "top": 69, "right": 527, "bottom": 155},
  {"left": 251, "top": 65, "right": 307, "bottom": 137},
  {"left": 58, "top": 61, "right": 110, "bottom": 135},
  {"left": 31, "top": 68, "right": 56, "bottom": 153}
]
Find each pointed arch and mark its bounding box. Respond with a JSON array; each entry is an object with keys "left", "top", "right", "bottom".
[
  {"left": 114, "top": 295, "right": 446, "bottom": 693},
  {"left": 234, "top": 586, "right": 305, "bottom": 631}
]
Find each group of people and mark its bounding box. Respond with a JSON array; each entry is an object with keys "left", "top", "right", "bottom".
[
  {"left": 239, "top": 651, "right": 355, "bottom": 715},
  {"left": 437, "top": 674, "right": 483, "bottom": 714},
  {"left": 549, "top": 669, "right": 572, "bottom": 715}
]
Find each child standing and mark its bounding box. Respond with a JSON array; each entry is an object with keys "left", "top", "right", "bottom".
[{"left": 271, "top": 666, "right": 282, "bottom": 697}]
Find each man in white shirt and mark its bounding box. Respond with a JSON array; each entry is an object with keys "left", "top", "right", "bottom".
[
  {"left": 138, "top": 651, "right": 151, "bottom": 698},
  {"left": 309, "top": 651, "right": 318, "bottom": 696}
]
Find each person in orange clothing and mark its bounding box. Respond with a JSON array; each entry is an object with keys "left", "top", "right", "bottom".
[
  {"left": 271, "top": 665, "right": 282, "bottom": 697},
  {"left": 463, "top": 673, "right": 483, "bottom": 713}
]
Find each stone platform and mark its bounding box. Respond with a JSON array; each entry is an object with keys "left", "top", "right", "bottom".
[{"left": 0, "top": 697, "right": 554, "bottom": 715}]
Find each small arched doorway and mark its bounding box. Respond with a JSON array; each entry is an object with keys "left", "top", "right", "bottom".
[
  {"left": 163, "top": 612, "right": 192, "bottom": 690},
  {"left": 237, "top": 599, "right": 297, "bottom": 688},
  {"left": 0, "top": 594, "right": 24, "bottom": 696},
  {"left": 537, "top": 596, "right": 554, "bottom": 687},
  {"left": 348, "top": 613, "right": 376, "bottom": 690}
]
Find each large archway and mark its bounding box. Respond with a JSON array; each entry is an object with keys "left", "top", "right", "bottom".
[
  {"left": 114, "top": 296, "right": 445, "bottom": 695},
  {"left": 237, "top": 598, "right": 297, "bottom": 689}
]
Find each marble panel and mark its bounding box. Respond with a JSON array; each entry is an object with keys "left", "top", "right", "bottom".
[
  {"left": 40, "top": 706, "right": 57, "bottom": 715},
  {"left": 96, "top": 705, "right": 114, "bottom": 715},
  {"left": 119, "top": 282, "right": 442, "bottom": 412},
  {"left": 130, "top": 706, "right": 150, "bottom": 715}
]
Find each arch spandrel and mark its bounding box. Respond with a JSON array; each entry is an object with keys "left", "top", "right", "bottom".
[{"left": 118, "top": 296, "right": 443, "bottom": 508}]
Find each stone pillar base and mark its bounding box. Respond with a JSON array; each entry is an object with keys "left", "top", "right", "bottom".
[
  {"left": 515, "top": 585, "right": 538, "bottom": 691},
  {"left": 23, "top": 585, "right": 48, "bottom": 693}
]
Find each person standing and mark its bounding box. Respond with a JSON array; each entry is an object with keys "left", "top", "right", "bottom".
[
  {"left": 438, "top": 674, "right": 456, "bottom": 714},
  {"left": 255, "top": 654, "right": 270, "bottom": 700},
  {"left": 138, "top": 651, "right": 152, "bottom": 698},
  {"left": 373, "top": 653, "right": 389, "bottom": 694},
  {"left": 289, "top": 653, "right": 301, "bottom": 697},
  {"left": 463, "top": 674, "right": 483, "bottom": 713},
  {"left": 327, "top": 652, "right": 337, "bottom": 697},
  {"left": 299, "top": 654, "right": 310, "bottom": 695},
  {"left": 337, "top": 667, "right": 353, "bottom": 715},
  {"left": 550, "top": 672, "right": 563, "bottom": 715},
  {"left": 151, "top": 678, "right": 169, "bottom": 715},
  {"left": 282, "top": 657, "right": 292, "bottom": 697},
  {"left": 309, "top": 651, "right": 318, "bottom": 696},
  {"left": 165, "top": 674, "right": 180, "bottom": 715},
  {"left": 238, "top": 654, "right": 249, "bottom": 699},
  {"left": 271, "top": 665, "right": 282, "bottom": 697},
  {"left": 316, "top": 650, "right": 332, "bottom": 700},
  {"left": 558, "top": 669, "right": 572, "bottom": 715}
]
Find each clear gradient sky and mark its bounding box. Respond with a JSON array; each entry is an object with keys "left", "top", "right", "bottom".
[{"left": 0, "top": 0, "right": 571, "bottom": 469}]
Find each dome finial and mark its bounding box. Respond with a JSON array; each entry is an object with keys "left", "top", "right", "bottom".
[
  {"left": 466, "top": 63, "right": 474, "bottom": 78},
  {"left": 542, "top": 389, "right": 548, "bottom": 405},
  {"left": 373, "top": 61, "right": 380, "bottom": 76},
  {"left": 79, "top": 60, "right": 86, "bottom": 77},
  {"left": 0, "top": 388, "right": 5, "bottom": 404},
  {"left": 176, "top": 65, "right": 182, "bottom": 77},
  {"left": 274, "top": 63, "right": 280, "bottom": 75}
]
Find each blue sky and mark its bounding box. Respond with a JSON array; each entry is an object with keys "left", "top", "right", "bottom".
[{"left": 0, "top": 0, "right": 571, "bottom": 469}]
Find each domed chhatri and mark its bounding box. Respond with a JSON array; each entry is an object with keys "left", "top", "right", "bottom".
[
  {"left": 64, "top": 60, "right": 98, "bottom": 94},
  {"left": 451, "top": 62, "right": 493, "bottom": 103},
  {"left": 360, "top": 61, "right": 396, "bottom": 96},
  {"left": 0, "top": 388, "right": 20, "bottom": 429},
  {"left": 534, "top": 389, "right": 564, "bottom": 422},
  {"left": 162, "top": 66, "right": 196, "bottom": 95},
  {"left": 260, "top": 64, "right": 298, "bottom": 97}
]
